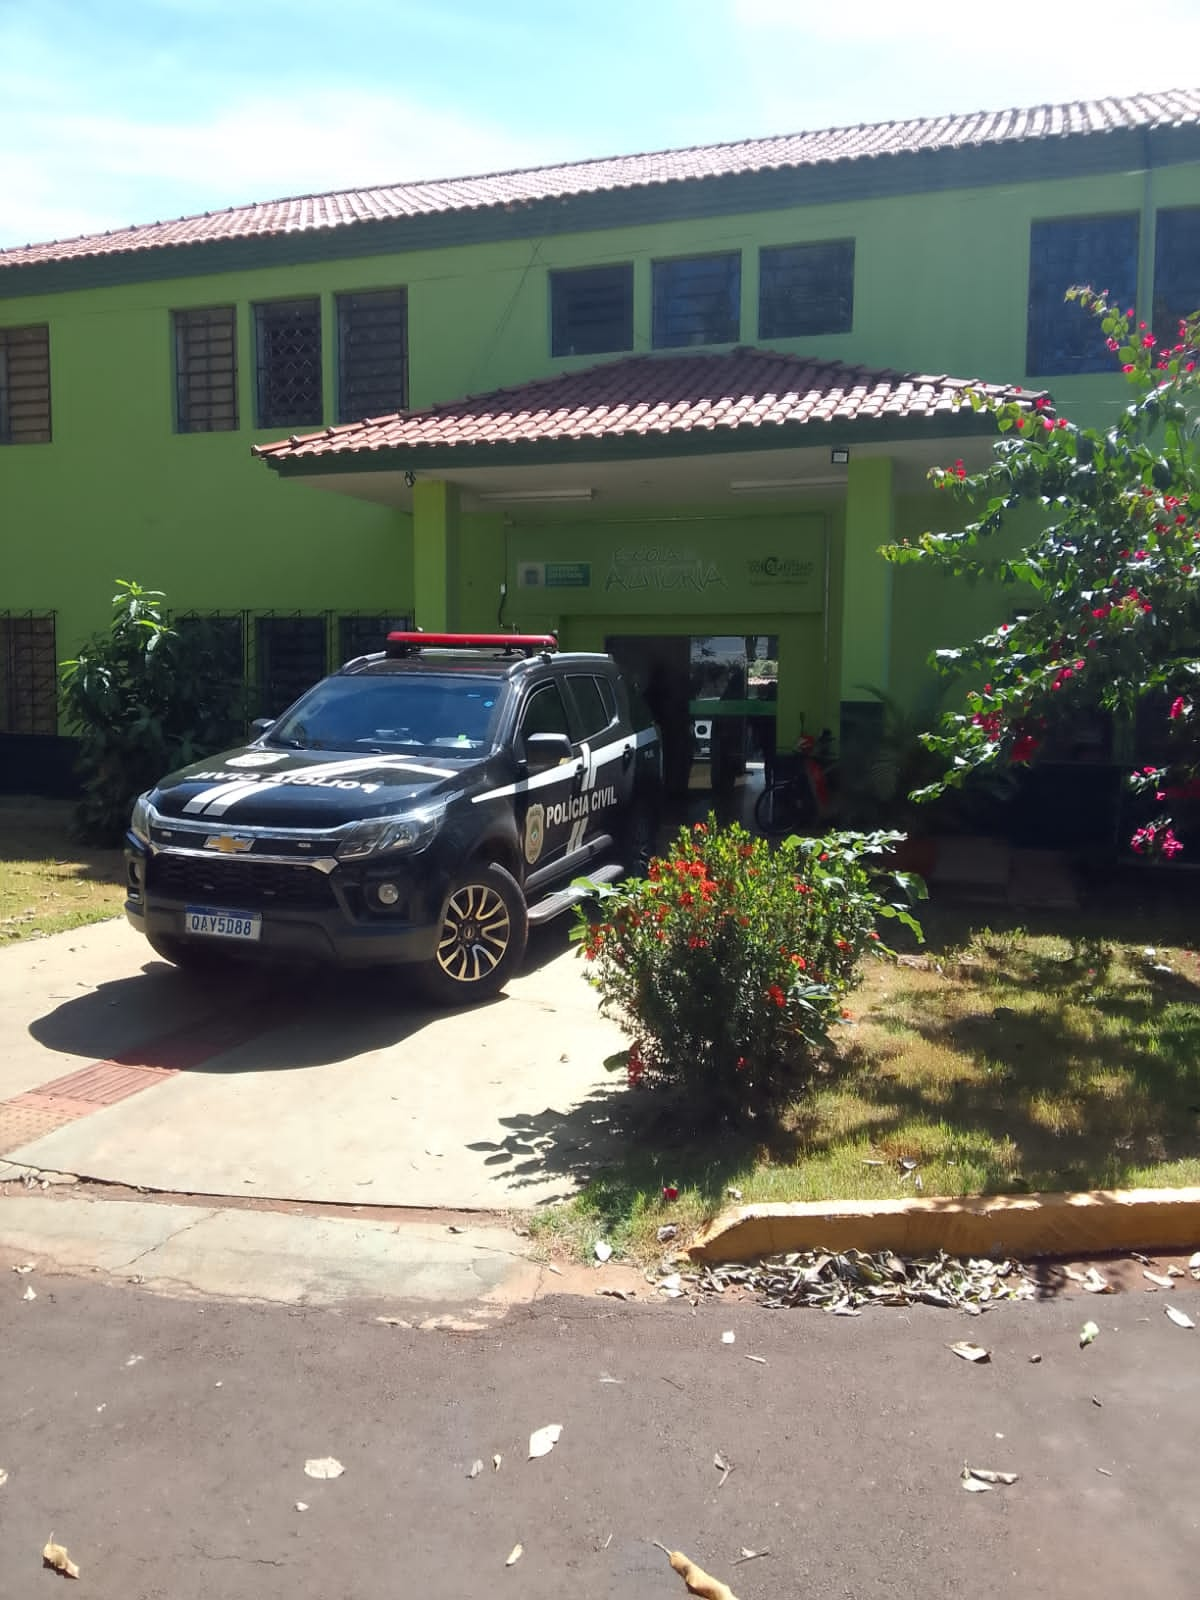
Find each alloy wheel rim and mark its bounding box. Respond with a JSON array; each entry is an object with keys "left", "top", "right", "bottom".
[{"left": 436, "top": 883, "right": 511, "bottom": 983}]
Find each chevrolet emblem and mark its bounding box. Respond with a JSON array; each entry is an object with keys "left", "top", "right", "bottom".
[{"left": 204, "top": 833, "right": 254, "bottom": 854}]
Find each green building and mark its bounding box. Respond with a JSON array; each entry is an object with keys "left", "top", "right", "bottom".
[{"left": 2, "top": 88, "right": 1199, "bottom": 803}]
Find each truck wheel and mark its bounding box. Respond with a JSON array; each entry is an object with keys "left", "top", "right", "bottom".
[
  {"left": 415, "top": 862, "right": 528, "bottom": 1006},
  {"left": 145, "top": 933, "right": 232, "bottom": 973}
]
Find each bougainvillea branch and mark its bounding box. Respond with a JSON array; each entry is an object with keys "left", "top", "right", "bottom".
[{"left": 884, "top": 293, "right": 1200, "bottom": 857}]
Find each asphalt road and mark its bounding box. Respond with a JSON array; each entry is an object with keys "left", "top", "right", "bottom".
[{"left": 2, "top": 1274, "right": 1198, "bottom": 1599}]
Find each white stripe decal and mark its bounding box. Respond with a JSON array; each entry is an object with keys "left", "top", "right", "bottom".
[
  {"left": 471, "top": 758, "right": 581, "bottom": 805},
  {"left": 567, "top": 817, "right": 588, "bottom": 853},
  {"left": 183, "top": 754, "right": 455, "bottom": 815}
]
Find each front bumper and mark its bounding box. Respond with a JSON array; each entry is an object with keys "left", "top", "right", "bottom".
[{"left": 124, "top": 836, "right": 444, "bottom": 966}]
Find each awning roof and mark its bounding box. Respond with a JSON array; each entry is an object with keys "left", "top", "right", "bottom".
[{"left": 255, "top": 348, "right": 1039, "bottom": 471}]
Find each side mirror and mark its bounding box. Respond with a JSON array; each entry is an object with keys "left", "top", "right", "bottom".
[
  {"left": 524, "top": 731, "right": 573, "bottom": 774},
  {"left": 251, "top": 717, "right": 276, "bottom": 737}
]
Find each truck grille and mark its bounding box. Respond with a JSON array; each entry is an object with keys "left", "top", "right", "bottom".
[{"left": 148, "top": 853, "right": 337, "bottom": 910}]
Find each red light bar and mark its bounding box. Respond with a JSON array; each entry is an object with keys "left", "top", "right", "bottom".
[{"left": 385, "top": 631, "right": 557, "bottom": 655}]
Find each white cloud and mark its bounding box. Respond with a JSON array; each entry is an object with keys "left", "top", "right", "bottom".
[{"left": 0, "top": 86, "right": 562, "bottom": 248}]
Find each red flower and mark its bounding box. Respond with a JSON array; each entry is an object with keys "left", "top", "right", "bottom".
[
  {"left": 693, "top": 822, "right": 707, "bottom": 835},
  {"left": 1010, "top": 734, "right": 1038, "bottom": 763},
  {"left": 1170, "top": 696, "right": 1187, "bottom": 720},
  {"left": 662, "top": 1184, "right": 678, "bottom": 1201},
  {"left": 767, "top": 984, "right": 786, "bottom": 1009}
]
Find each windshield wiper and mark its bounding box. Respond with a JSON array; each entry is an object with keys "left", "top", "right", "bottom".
[{"left": 267, "top": 735, "right": 308, "bottom": 749}]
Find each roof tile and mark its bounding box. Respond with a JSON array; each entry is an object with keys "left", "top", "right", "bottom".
[
  {"left": 3, "top": 89, "right": 1197, "bottom": 271},
  {"left": 253, "top": 347, "right": 1038, "bottom": 464}
]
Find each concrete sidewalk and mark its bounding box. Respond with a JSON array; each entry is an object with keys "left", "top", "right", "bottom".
[{"left": 0, "top": 918, "right": 626, "bottom": 1208}]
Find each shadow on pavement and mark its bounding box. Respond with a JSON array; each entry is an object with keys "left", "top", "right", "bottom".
[{"left": 27, "top": 918, "right": 578, "bottom": 1074}]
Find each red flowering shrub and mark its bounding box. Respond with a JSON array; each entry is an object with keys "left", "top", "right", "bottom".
[{"left": 573, "top": 816, "right": 924, "bottom": 1125}]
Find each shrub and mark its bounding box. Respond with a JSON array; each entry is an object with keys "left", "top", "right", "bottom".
[
  {"left": 60, "top": 580, "right": 246, "bottom": 843},
  {"left": 573, "top": 815, "right": 925, "bottom": 1125}
]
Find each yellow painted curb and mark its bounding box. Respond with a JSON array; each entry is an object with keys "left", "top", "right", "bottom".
[{"left": 688, "top": 1188, "right": 1200, "bottom": 1264}]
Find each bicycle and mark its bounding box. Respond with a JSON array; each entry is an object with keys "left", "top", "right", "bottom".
[{"left": 754, "top": 730, "right": 836, "bottom": 836}]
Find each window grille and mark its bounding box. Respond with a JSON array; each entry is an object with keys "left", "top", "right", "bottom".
[
  {"left": 550, "top": 265, "right": 634, "bottom": 357},
  {"left": 256, "top": 614, "right": 329, "bottom": 717},
  {"left": 173, "top": 613, "right": 247, "bottom": 686},
  {"left": 758, "top": 241, "right": 854, "bottom": 339},
  {"left": 1026, "top": 215, "right": 1139, "bottom": 376},
  {"left": 652, "top": 253, "right": 740, "bottom": 348},
  {"left": 255, "top": 299, "right": 322, "bottom": 428},
  {"left": 0, "top": 324, "right": 51, "bottom": 444},
  {"left": 1153, "top": 207, "right": 1200, "bottom": 349},
  {"left": 174, "top": 307, "right": 238, "bottom": 432},
  {"left": 337, "top": 291, "right": 407, "bottom": 421},
  {"left": 0, "top": 613, "right": 57, "bottom": 734},
  {"left": 337, "top": 614, "right": 412, "bottom": 663}
]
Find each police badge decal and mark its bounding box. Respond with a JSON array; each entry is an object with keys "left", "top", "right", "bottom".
[{"left": 524, "top": 802, "right": 546, "bottom": 864}]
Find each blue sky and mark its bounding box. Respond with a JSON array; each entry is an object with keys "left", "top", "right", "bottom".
[{"left": 2, "top": 0, "right": 1198, "bottom": 249}]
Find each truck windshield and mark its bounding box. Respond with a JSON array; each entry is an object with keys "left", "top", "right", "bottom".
[{"left": 267, "top": 674, "right": 502, "bottom": 755}]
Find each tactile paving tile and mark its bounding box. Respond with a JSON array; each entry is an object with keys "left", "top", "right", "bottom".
[
  {"left": 33, "top": 1061, "right": 176, "bottom": 1107},
  {"left": 0, "top": 1095, "right": 92, "bottom": 1153}
]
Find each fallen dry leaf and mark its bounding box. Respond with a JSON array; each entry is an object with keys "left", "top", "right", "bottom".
[
  {"left": 1029, "top": 1353, "right": 1043, "bottom": 1364},
  {"left": 375, "top": 1316, "right": 412, "bottom": 1328},
  {"left": 1080, "top": 1320, "right": 1100, "bottom": 1347},
  {"left": 726, "top": 1186, "right": 743, "bottom": 1200},
  {"left": 1189, "top": 1251, "right": 1200, "bottom": 1280},
  {"left": 734, "top": 1548, "right": 769, "bottom": 1564},
  {"left": 966, "top": 1467, "right": 1019, "bottom": 1485},
  {"left": 42, "top": 1536, "right": 80, "bottom": 1579},
  {"left": 596, "top": 1286, "right": 634, "bottom": 1301},
  {"left": 0, "top": 1468, "right": 8, "bottom": 1489},
  {"left": 948, "top": 1341, "right": 991, "bottom": 1363},
  {"left": 744, "top": 1354, "right": 767, "bottom": 1365},
  {"left": 12, "top": 1262, "right": 35, "bottom": 1274},
  {"left": 1143, "top": 1269, "right": 1175, "bottom": 1289},
  {"left": 593, "top": 1240, "right": 613, "bottom": 1262},
  {"left": 467, "top": 1459, "right": 483, "bottom": 1479},
  {"left": 492, "top": 1453, "right": 502, "bottom": 1472},
  {"left": 303, "top": 1457, "right": 345, "bottom": 1480},
  {"left": 1165, "top": 1304, "right": 1195, "bottom": 1329},
  {"left": 545, "top": 1263, "right": 563, "bottom": 1276},
  {"left": 960, "top": 1474, "right": 991, "bottom": 1492},
  {"left": 713, "top": 1450, "right": 732, "bottom": 1487},
  {"left": 1081, "top": 1267, "right": 1112, "bottom": 1294},
  {"left": 721, "top": 1330, "right": 736, "bottom": 1345},
  {"left": 654, "top": 1543, "right": 740, "bottom": 1600},
  {"left": 528, "top": 1424, "right": 562, "bottom": 1460},
  {"left": 657, "top": 1225, "right": 678, "bottom": 1244},
  {"left": 505, "top": 1543, "right": 523, "bottom": 1567},
  {"left": 21, "top": 1285, "right": 35, "bottom": 1302},
  {"left": 294, "top": 1501, "right": 309, "bottom": 1512}
]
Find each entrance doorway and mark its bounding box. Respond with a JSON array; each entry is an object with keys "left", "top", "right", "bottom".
[{"left": 605, "top": 632, "right": 779, "bottom": 805}]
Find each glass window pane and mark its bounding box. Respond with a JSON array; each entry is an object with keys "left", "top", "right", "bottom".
[
  {"left": 520, "top": 683, "right": 570, "bottom": 738},
  {"left": 255, "top": 299, "right": 322, "bottom": 428},
  {"left": 1026, "top": 216, "right": 1139, "bottom": 376},
  {"left": 1153, "top": 207, "right": 1200, "bottom": 348},
  {"left": 174, "top": 307, "right": 237, "bottom": 433},
  {"left": 653, "top": 254, "right": 740, "bottom": 348},
  {"left": 550, "top": 265, "right": 633, "bottom": 357},
  {"left": 337, "top": 291, "right": 407, "bottom": 422},
  {"left": 566, "top": 674, "right": 610, "bottom": 738},
  {"left": 759, "top": 242, "right": 854, "bottom": 338}
]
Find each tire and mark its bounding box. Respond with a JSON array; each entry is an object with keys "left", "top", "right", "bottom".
[
  {"left": 754, "top": 777, "right": 815, "bottom": 837},
  {"left": 415, "top": 862, "right": 528, "bottom": 1006},
  {"left": 145, "top": 932, "right": 234, "bottom": 973}
]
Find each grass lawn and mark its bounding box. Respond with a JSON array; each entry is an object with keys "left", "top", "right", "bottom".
[
  {"left": 0, "top": 799, "right": 124, "bottom": 942},
  {"left": 531, "top": 890, "right": 1200, "bottom": 1262}
]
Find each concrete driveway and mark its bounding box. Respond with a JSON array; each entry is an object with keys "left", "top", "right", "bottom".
[{"left": 0, "top": 917, "right": 627, "bottom": 1208}]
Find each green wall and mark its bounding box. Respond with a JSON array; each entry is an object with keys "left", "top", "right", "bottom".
[{"left": 2, "top": 155, "right": 1197, "bottom": 730}]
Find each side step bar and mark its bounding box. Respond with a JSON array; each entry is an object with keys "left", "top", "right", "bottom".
[{"left": 526, "top": 862, "right": 624, "bottom": 925}]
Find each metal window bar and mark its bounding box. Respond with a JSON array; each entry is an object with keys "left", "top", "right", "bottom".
[
  {"left": 337, "top": 613, "right": 413, "bottom": 664},
  {"left": 652, "top": 254, "right": 740, "bottom": 348},
  {"left": 1026, "top": 215, "right": 1139, "bottom": 376},
  {"left": 0, "top": 325, "right": 51, "bottom": 444},
  {"left": 174, "top": 308, "right": 238, "bottom": 433},
  {"left": 0, "top": 612, "right": 57, "bottom": 734},
  {"left": 255, "top": 299, "right": 322, "bottom": 429},
  {"left": 255, "top": 613, "right": 330, "bottom": 719},
  {"left": 759, "top": 241, "right": 855, "bottom": 339},
  {"left": 1153, "top": 206, "right": 1200, "bottom": 350},
  {"left": 550, "top": 265, "right": 634, "bottom": 357},
  {"left": 336, "top": 291, "right": 408, "bottom": 422}
]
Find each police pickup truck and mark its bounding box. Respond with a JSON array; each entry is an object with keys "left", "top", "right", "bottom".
[{"left": 124, "top": 633, "right": 662, "bottom": 1003}]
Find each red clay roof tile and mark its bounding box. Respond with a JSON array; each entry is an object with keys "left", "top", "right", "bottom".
[
  {"left": 253, "top": 348, "right": 1037, "bottom": 463},
  {"left": 3, "top": 89, "right": 1197, "bottom": 271}
]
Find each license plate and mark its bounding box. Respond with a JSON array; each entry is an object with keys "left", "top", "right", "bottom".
[{"left": 184, "top": 906, "right": 262, "bottom": 941}]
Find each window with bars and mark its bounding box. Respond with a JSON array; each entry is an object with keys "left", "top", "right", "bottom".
[
  {"left": 1153, "top": 207, "right": 1200, "bottom": 349},
  {"left": 652, "top": 253, "right": 740, "bottom": 348},
  {"left": 758, "top": 241, "right": 854, "bottom": 339},
  {"left": 338, "top": 614, "right": 412, "bottom": 663},
  {"left": 0, "top": 614, "right": 57, "bottom": 734},
  {"left": 1026, "top": 215, "right": 1139, "bottom": 376},
  {"left": 257, "top": 615, "right": 328, "bottom": 717},
  {"left": 550, "top": 264, "right": 634, "bottom": 357},
  {"left": 174, "top": 613, "right": 246, "bottom": 686},
  {"left": 337, "top": 290, "right": 407, "bottom": 422},
  {"left": 255, "top": 299, "right": 322, "bottom": 429},
  {"left": 174, "top": 307, "right": 238, "bottom": 432},
  {"left": 0, "top": 324, "right": 51, "bottom": 444}
]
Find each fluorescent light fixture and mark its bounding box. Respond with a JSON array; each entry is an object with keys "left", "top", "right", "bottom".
[
  {"left": 730, "top": 476, "right": 847, "bottom": 493},
  {"left": 475, "top": 487, "right": 594, "bottom": 504}
]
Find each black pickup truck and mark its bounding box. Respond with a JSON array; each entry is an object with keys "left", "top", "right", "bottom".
[{"left": 124, "top": 633, "right": 662, "bottom": 1003}]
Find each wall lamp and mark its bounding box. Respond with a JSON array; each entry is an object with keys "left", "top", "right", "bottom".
[{"left": 830, "top": 447, "right": 850, "bottom": 465}]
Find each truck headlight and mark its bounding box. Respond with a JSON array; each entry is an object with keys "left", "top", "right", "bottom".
[
  {"left": 336, "top": 809, "right": 442, "bottom": 860},
  {"left": 130, "top": 792, "right": 153, "bottom": 843}
]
